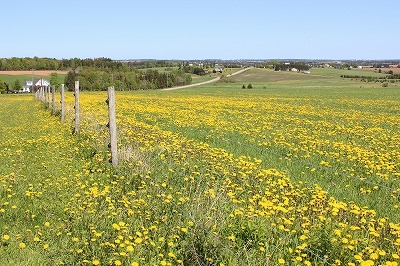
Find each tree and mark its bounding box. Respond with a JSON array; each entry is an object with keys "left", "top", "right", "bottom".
[
  {"left": 0, "top": 80, "right": 6, "bottom": 94},
  {"left": 64, "top": 71, "right": 77, "bottom": 91},
  {"left": 50, "top": 73, "right": 61, "bottom": 89},
  {"left": 13, "top": 79, "right": 22, "bottom": 91}
]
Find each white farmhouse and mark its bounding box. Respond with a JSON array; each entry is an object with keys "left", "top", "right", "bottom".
[{"left": 21, "top": 80, "right": 33, "bottom": 93}]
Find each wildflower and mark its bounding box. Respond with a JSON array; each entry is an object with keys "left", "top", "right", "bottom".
[{"left": 360, "top": 260, "right": 374, "bottom": 266}]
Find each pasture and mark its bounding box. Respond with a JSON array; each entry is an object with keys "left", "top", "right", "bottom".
[
  {"left": 0, "top": 70, "right": 66, "bottom": 88},
  {"left": 0, "top": 67, "right": 399, "bottom": 265}
]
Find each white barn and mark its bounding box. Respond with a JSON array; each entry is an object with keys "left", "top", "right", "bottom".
[{"left": 35, "top": 78, "right": 50, "bottom": 87}]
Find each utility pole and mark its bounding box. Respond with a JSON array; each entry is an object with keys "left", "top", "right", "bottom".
[{"left": 31, "top": 68, "right": 35, "bottom": 93}]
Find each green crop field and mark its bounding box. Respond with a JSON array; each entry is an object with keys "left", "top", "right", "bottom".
[{"left": 1, "top": 68, "right": 399, "bottom": 265}]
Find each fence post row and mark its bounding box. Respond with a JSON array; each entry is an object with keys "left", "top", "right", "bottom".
[
  {"left": 60, "top": 84, "right": 65, "bottom": 122},
  {"left": 73, "top": 81, "right": 80, "bottom": 135},
  {"left": 107, "top": 86, "right": 118, "bottom": 167}
]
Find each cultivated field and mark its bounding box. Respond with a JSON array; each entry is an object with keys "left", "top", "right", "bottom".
[
  {"left": 0, "top": 68, "right": 399, "bottom": 265},
  {"left": 0, "top": 70, "right": 69, "bottom": 76}
]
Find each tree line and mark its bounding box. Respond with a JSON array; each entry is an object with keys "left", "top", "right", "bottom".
[
  {"left": 340, "top": 73, "right": 400, "bottom": 82},
  {"left": 64, "top": 68, "right": 192, "bottom": 91},
  {"left": 0, "top": 57, "right": 125, "bottom": 71},
  {"left": 273, "top": 62, "right": 310, "bottom": 71}
]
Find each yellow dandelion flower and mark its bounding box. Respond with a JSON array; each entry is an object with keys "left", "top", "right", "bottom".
[
  {"left": 370, "top": 253, "right": 379, "bottom": 260},
  {"left": 112, "top": 223, "right": 121, "bottom": 231},
  {"left": 360, "top": 260, "right": 374, "bottom": 266},
  {"left": 19, "top": 242, "right": 26, "bottom": 249},
  {"left": 3, "top": 235, "right": 10, "bottom": 240},
  {"left": 92, "top": 260, "right": 100, "bottom": 265},
  {"left": 278, "top": 258, "right": 285, "bottom": 264}
]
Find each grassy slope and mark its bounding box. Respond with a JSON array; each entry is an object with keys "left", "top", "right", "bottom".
[{"left": 0, "top": 74, "right": 66, "bottom": 87}]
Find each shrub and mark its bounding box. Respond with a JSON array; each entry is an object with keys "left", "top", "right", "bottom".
[{"left": 247, "top": 83, "right": 253, "bottom": 89}]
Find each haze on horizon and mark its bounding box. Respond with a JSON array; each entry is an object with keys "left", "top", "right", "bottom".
[{"left": 1, "top": 0, "right": 399, "bottom": 60}]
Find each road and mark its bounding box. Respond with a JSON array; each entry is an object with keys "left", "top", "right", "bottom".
[{"left": 161, "top": 67, "right": 253, "bottom": 91}]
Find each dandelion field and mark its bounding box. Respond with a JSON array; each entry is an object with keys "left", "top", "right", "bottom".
[{"left": 1, "top": 68, "right": 399, "bottom": 265}]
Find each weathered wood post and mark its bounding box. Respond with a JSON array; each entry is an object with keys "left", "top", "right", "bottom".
[
  {"left": 51, "top": 85, "right": 55, "bottom": 114},
  {"left": 73, "top": 81, "right": 80, "bottom": 134},
  {"left": 46, "top": 86, "right": 50, "bottom": 106},
  {"left": 60, "top": 84, "right": 65, "bottom": 122},
  {"left": 41, "top": 87, "right": 45, "bottom": 103},
  {"left": 107, "top": 86, "right": 118, "bottom": 167}
]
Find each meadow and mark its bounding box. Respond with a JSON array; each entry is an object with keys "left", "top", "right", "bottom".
[
  {"left": 0, "top": 67, "right": 399, "bottom": 265},
  {"left": 0, "top": 71, "right": 66, "bottom": 89}
]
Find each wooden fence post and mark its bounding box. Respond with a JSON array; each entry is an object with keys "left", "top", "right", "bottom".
[
  {"left": 46, "top": 86, "right": 50, "bottom": 106},
  {"left": 41, "top": 87, "right": 45, "bottom": 103},
  {"left": 51, "top": 85, "right": 55, "bottom": 114},
  {"left": 74, "top": 81, "right": 80, "bottom": 134},
  {"left": 60, "top": 84, "right": 65, "bottom": 122},
  {"left": 107, "top": 86, "right": 118, "bottom": 167}
]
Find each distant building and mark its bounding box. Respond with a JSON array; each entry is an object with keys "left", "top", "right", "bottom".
[
  {"left": 35, "top": 78, "right": 50, "bottom": 87},
  {"left": 21, "top": 78, "right": 51, "bottom": 93},
  {"left": 21, "top": 80, "right": 33, "bottom": 93},
  {"left": 213, "top": 68, "right": 223, "bottom": 73}
]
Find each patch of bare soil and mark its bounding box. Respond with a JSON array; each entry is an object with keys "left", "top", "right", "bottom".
[{"left": 0, "top": 70, "right": 68, "bottom": 76}]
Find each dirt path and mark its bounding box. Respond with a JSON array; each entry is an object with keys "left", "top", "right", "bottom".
[{"left": 162, "top": 67, "right": 253, "bottom": 91}]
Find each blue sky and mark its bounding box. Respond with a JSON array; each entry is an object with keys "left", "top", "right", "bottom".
[{"left": 1, "top": 0, "right": 399, "bottom": 60}]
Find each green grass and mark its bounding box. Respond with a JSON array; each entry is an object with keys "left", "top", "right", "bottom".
[
  {"left": 1, "top": 68, "right": 399, "bottom": 265},
  {"left": 130, "top": 68, "right": 400, "bottom": 220},
  {"left": 0, "top": 74, "right": 66, "bottom": 88}
]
